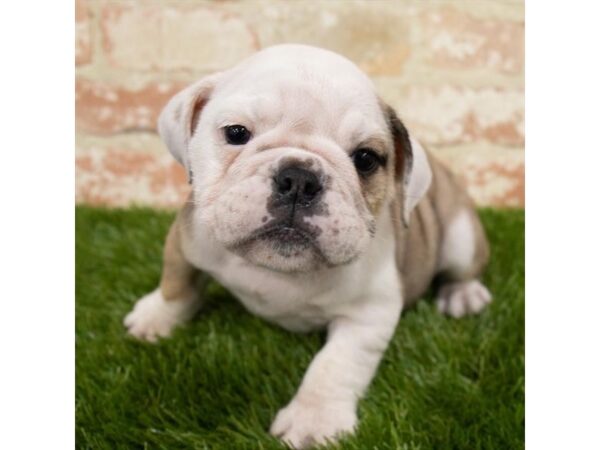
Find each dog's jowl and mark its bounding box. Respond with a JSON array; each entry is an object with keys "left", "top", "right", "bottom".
[{"left": 124, "top": 44, "right": 491, "bottom": 449}]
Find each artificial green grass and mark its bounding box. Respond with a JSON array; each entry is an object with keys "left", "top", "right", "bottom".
[{"left": 76, "top": 207, "right": 524, "bottom": 450}]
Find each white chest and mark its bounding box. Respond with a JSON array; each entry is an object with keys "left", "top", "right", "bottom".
[{"left": 181, "top": 212, "right": 400, "bottom": 332}]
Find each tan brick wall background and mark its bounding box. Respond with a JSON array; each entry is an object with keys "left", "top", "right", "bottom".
[{"left": 75, "top": 0, "right": 524, "bottom": 208}]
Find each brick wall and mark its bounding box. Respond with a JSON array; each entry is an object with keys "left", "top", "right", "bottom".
[{"left": 76, "top": 0, "right": 524, "bottom": 208}]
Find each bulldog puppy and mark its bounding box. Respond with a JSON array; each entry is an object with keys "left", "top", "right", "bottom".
[{"left": 124, "top": 44, "right": 491, "bottom": 448}]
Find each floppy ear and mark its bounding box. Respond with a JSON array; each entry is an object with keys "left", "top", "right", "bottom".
[
  {"left": 157, "top": 74, "right": 220, "bottom": 183},
  {"left": 384, "top": 105, "right": 432, "bottom": 226}
]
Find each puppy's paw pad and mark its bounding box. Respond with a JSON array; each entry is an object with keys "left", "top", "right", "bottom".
[
  {"left": 270, "top": 398, "right": 356, "bottom": 449},
  {"left": 124, "top": 289, "right": 196, "bottom": 342},
  {"left": 436, "top": 280, "right": 492, "bottom": 318}
]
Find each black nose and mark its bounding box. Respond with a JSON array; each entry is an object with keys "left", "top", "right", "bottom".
[{"left": 274, "top": 166, "right": 322, "bottom": 206}]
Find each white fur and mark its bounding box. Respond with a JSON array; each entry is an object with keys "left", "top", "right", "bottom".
[
  {"left": 129, "top": 44, "right": 447, "bottom": 448},
  {"left": 436, "top": 209, "right": 493, "bottom": 317},
  {"left": 186, "top": 48, "right": 384, "bottom": 272},
  {"left": 270, "top": 393, "right": 356, "bottom": 448},
  {"left": 436, "top": 280, "right": 492, "bottom": 318},
  {"left": 124, "top": 289, "right": 200, "bottom": 342},
  {"left": 180, "top": 202, "right": 403, "bottom": 448},
  {"left": 182, "top": 203, "right": 400, "bottom": 332},
  {"left": 158, "top": 73, "right": 223, "bottom": 180},
  {"left": 439, "top": 209, "right": 476, "bottom": 277},
  {"left": 404, "top": 137, "right": 432, "bottom": 225}
]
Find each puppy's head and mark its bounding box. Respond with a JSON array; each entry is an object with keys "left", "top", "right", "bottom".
[{"left": 159, "top": 44, "right": 431, "bottom": 273}]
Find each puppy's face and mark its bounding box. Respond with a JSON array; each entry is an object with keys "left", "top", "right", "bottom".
[{"left": 159, "top": 45, "right": 427, "bottom": 273}]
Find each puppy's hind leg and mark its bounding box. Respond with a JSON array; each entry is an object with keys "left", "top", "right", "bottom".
[
  {"left": 124, "top": 213, "right": 205, "bottom": 342},
  {"left": 435, "top": 209, "right": 492, "bottom": 318}
]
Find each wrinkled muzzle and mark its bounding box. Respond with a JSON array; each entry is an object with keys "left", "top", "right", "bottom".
[{"left": 204, "top": 149, "right": 374, "bottom": 272}]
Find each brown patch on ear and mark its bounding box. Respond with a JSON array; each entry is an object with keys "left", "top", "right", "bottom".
[
  {"left": 190, "top": 98, "right": 208, "bottom": 137},
  {"left": 353, "top": 102, "right": 411, "bottom": 217},
  {"left": 180, "top": 95, "right": 210, "bottom": 184},
  {"left": 381, "top": 102, "right": 412, "bottom": 180}
]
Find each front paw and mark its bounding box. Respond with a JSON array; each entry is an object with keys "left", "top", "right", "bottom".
[
  {"left": 123, "top": 289, "right": 198, "bottom": 342},
  {"left": 436, "top": 279, "right": 492, "bottom": 318},
  {"left": 270, "top": 396, "right": 357, "bottom": 449}
]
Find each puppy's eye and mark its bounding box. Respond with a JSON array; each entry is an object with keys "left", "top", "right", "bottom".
[
  {"left": 352, "top": 149, "right": 381, "bottom": 175},
  {"left": 224, "top": 125, "right": 251, "bottom": 145}
]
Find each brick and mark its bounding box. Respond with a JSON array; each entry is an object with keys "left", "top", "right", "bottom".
[
  {"left": 100, "top": 3, "right": 258, "bottom": 71},
  {"left": 378, "top": 83, "right": 524, "bottom": 147},
  {"left": 432, "top": 145, "right": 524, "bottom": 207},
  {"left": 76, "top": 134, "right": 189, "bottom": 207},
  {"left": 76, "top": 78, "right": 185, "bottom": 134},
  {"left": 76, "top": 0, "right": 524, "bottom": 209},
  {"left": 245, "top": 1, "right": 412, "bottom": 76},
  {"left": 75, "top": 0, "right": 91, "bottom": 65},
  {"left": 420, "top": 6, "right": 524, "bottom": 73}
]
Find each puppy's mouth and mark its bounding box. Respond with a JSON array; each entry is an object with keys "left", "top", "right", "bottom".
[
  {"left": 235, "top": 220, "right": 320, "bottom": 255},
  {"left": 256, "top": 224, "right": 314, "bottom": 253}
]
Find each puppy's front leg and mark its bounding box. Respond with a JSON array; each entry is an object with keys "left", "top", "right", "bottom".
[
  {"left": 124, "top": 211, "right": 204, "bottom": 342},
  {"left": 270, "top": 293, "right": 402, "bottom": 449}
]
